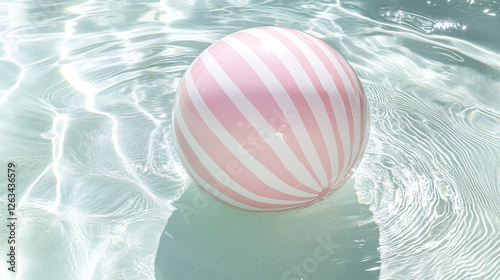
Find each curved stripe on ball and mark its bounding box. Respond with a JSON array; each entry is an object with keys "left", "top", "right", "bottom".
[{"left": 172, "top": 26, "right": 370, "bottom": 211}]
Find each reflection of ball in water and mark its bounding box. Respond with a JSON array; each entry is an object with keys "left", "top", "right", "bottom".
[{"left": 172, "top": 27, "right": 370, "bottom": 211}]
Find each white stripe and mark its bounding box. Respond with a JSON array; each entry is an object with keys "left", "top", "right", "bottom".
[
  {"left": 330, "top": 54, "right": 362, "bottom": 168},
  {"left": 341, "top": 59, "right": 368, "bottom": 163},
  {"left": 240, "top": 28, "right": 330, "bottom": 186},
  {"left": 198, "top": 52, "right": 322, "bottom": 193},
  {"left": 184, "top": 70, "right": 316, "bottom": 199},
  {"left": 343, "top": 60, "right": 363, "bottom": 93},
  {"left": 223, "top": 33, "right": 328, "bottom": 187},
  {"left": 269, "top": 27, "right": 342, "bottom": 182},
  {"left": 176, "top": 104, "right": 307, "bottom": 205},
  {"left": 340, "top": 59, "right": 363, "bottom": 166},
  {"left": 280, "top": 28, "right": 366, "bottom": 179},
  {"left": 174, "top": 132, "right": 264, "bottom": 211},
  {"left": 299, "top": 32, "right": 358, "bottom": 179}
]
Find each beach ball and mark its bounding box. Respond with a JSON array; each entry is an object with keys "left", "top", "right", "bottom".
[{"left": 172, "top": 26, "right": 369, "bottom": 211}]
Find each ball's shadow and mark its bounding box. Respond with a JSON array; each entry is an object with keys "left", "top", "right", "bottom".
[{"left": 155, "top": 180, "right": 380, "bottom": 280}]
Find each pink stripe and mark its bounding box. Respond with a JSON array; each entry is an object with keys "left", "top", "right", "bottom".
[
  {"left": 317, "top": 39, "right": 368, "bottom": 172},
  {"left": 228, "top": 31, "right": 331, "bottom": 187},
  {"left": 318, "top": 38, "right": 365, "bottom": 146},
  {"left": 336, "top": 58, "right": 367, "bottom": 171},
  {"left": 286, "top": 29, "right": 357, "bottom": 179},
  {"left": 206, "top": 36, "right": 324, "bottom": 189},
  {"left": 201, "top": 182, "right": 316, "bottom": 212},
  {"left": 202, "top": 185, "right": 314, "bottom": 212},
  {"left": 189, "top": 55, "right": 318, "bottom": 194},
  {"left": 178, "top": 75, "right": 311, "bottom": 202},
  {"left": 260, "top": 26, "right": 345, "bottom": 185},
  {"left": 174, "top": 119, "right": 304, "bottom": 210}
]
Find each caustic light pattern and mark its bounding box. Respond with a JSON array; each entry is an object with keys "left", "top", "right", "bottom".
[{"left": 172, "top": 26, "right": 370, "bottom": 211}]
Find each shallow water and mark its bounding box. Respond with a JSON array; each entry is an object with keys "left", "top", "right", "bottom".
[{"left": 0, "top": 0, "right": 499, "bottom": 279}]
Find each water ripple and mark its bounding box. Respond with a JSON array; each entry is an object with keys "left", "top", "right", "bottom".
[
  {"left": 0, "top": 0, "right": 499, "bottom": 279},
  {"left": 356, "top": 34, "right": 500, "bottom": 277}
]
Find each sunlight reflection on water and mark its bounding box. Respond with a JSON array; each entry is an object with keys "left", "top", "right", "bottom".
[{"left": 0, "top": 0, "right": 499, "bottom": 279}]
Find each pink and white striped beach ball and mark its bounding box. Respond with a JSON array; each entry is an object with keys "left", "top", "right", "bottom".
[{"left": 172, "top": 27, "right": 370, "bottom": 212}]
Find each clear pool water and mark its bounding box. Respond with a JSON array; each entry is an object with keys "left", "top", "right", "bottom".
[{"left": 1, "top": 0, "right": 499, "bottom": 279}]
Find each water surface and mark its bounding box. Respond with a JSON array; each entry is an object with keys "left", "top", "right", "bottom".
[{"left": 0, "top": 0, "right": 499, "bottom": 279}]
